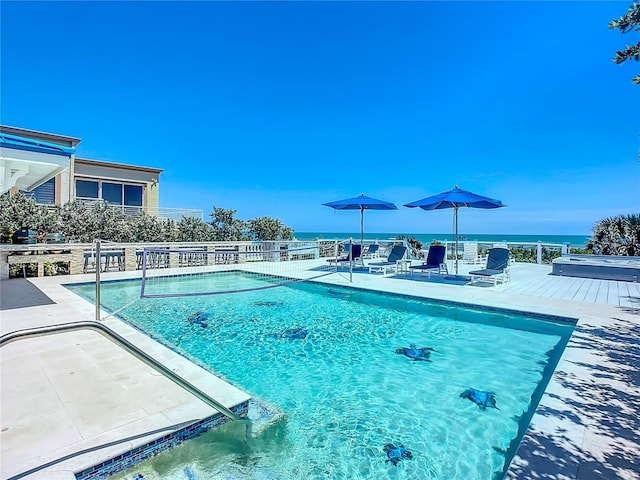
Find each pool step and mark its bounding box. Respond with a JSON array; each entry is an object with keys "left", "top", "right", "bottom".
[{"left": 247, "top": 398, "right": 287, "bottom": 436}]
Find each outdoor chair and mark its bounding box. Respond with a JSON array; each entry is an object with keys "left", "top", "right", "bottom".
[
  {"left": 326, "top": 242, "right": 351, "bottom": 263},
  {"left": 368, "top": 245, "right": 408, "bottom": 275},
  {"left": 362, "top": 244, "right": 380, "bottom": 259},
  {"left": 468, "top": 247, "right": 511, "bottom": 286},
  {"left": 328, "top": 244, "right": 363, "bottom": 268},
  {"left": 380, "top": 242, "right": 396, "bottom": 257},
  {"left": 409, "top": 245, "right": 447, "bottom": 278},
  {"left": 462, "top": 242, "right": 484, "bottom": 265},
  {"left": 492, "top": 243, "right": 514, "bottom": 263}
]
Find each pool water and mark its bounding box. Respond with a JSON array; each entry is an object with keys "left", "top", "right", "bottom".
[{"left": 66, "top": 273, "right": 574, "bottom": 480}]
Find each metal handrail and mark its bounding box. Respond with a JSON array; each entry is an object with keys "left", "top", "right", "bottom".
[{"left": 0, "top": 321, "right": 242, "bottom": 422}]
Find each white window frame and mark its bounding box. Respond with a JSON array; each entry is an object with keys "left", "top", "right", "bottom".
[{"left": 75, "top": 178, "right": 144, "bottom": 207}]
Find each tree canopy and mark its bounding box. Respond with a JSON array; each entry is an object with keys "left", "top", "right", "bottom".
[
  {"left": 248, "top": 216, "right": 294, "bottom": 241},
  {"left": 609, "top": 1, "right": 640, "bottom": 84},
  {"left": 209, "top": 206, "right": 248, "bottom": 241},
  {"left": 587, "top": 214, "right": 640, "bottom": 256},
  {"left": 0, "top": 193, "right": 295, "bottom": 244}
]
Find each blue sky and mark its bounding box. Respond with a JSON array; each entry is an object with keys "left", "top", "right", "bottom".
[{"left": 1, "top": 1, "right": 638, "bottom": 236}]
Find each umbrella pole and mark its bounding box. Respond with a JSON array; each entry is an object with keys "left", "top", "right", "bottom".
[
  {"left": 360, "top": 207, "right": 364, "bottom": 266},
  {"left": 454, "top": 207, "right": 459, "bottom": 275},
  {"left": 360, "top": 207, "right": 364, "bottom": 247}
]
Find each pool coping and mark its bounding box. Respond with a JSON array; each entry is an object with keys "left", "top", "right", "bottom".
[
  {"left": 2, "top": 267, "right": 639, "bottom": 480},
  {"left": 0, "top": 272, "right": 252, "bottom": 480}
]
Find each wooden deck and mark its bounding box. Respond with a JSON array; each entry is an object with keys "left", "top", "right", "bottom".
[
  {"left": 492, "top": 262, "right": 640, "bottom": 309},
  {"left": 384, "top": 260, "right": 640, "bottom": 310}
]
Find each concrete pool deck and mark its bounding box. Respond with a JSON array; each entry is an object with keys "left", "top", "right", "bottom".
[
  {"left": 1, "top": 261, "right": 639, "bottom": 479},
  {"left": 0, "top": 275, "right": 251, "bottom": 480}
]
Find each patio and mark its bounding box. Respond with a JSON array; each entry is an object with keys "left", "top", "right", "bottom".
[
  {"left": 321, "top": 258, "right": 639, "bottom": 308},
  {"left": 1, "top": 260, "right": 639, "bottom": 480}
]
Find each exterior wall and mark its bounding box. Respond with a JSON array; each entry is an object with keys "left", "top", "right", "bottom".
[
  {"left": 146, "top": 182, "right": 160, "bottom": 210},
  {"left": 74, "top": 158, "right": 162, "bottom": 210},
  {"left": 74, "top": 160, "right": 161, "bottom": 185},
  {"left": 58, "top": 168, "right": 70, "bottom": 204}
]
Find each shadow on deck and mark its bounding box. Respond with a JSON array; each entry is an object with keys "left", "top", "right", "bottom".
[{"left": 0, "top": 278, "right": 55, "bottom": 311}]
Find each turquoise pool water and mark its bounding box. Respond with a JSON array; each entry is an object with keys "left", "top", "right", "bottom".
[{"left": 67, "top": 273, "right": 574, "bottom": 480}]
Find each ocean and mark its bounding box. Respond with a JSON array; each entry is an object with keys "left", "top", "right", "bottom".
[{"left": 295, "top": 232, "right": 591, "bottom": 248}]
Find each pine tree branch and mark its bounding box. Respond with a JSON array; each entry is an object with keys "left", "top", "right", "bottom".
[{"left": 612, "top": 42, "right": 640, "bottom": 64}]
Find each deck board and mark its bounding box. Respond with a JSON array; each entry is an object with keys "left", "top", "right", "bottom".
[
  {"left": 595, "top": 279, "right": 611, "bottom": 304},
  {"left": 552, "top": 277, "right": 580, "bottom": 299},
  {"left": 619, "top": 282, "right": 633, "bottom": 308},
  {"left": 570, "top": 278, "right": 593, "bottom": 302},
  {"left": 627, "top": 282, "right": 640, "bottom": 301},
  {"left": 582, "top": 279, "right": 601, "bottom": 303},
  {"left": 452, "top": 262, "right": 640, "bottom": 307},
  {"left": 607, "top": 281, "right": 620, "bottom": 306},
  {"left": 526, "top": 276, "right": 556, "bottom": 296}
]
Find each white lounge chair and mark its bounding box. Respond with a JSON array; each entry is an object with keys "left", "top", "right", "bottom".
[
  {"left": 493, "top": 243, "right": 514, "bottom": 263},
  {"left": 468, "top": 248, "right": 511, "bottom": 286},
  {"left": 327, "top": 244, "right": 363, "bottom": 269},
  {"left": 362, "top": 244, "right": 380, "bottom": 259},
  {"left": 462, "top": 242, "right": 484, "bottom": 265},
  {"left": 368, "top": 245, "right": 408, "bottom": 275},
  {"left": 409, "top": 245, "right": 448, "bottom": 278}
]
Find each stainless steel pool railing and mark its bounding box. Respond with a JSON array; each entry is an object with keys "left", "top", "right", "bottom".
[{"left": 0, "top": 320, "right": 242, "bottom": 422}]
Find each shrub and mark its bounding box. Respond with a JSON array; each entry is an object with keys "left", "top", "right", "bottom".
[
  {"left": 209, "top": 207, "right": 249, "bottom": 241},
  {"left": 9, "top": 263, "right": 37, "bottom": 278},
  {"left": 43, "top": 262, "right": 56, "bottom": 276},
  {"left": 569, "top": 247, "right": 592, "bottom": 255},
  {"left": 176, "top": 216, "right": 214, "bottom": 242},
  {"left": 0, "top": 195, "right": 296, "bottom": 248},
  {"left": 248, "top": 217, "right": 294, "bottom": 241},
  {"left": 0, "top": 192, "right": 60, "bottom": 241},
  {"left": 397, "top": 235, "right": 424, "bottom": 258}
]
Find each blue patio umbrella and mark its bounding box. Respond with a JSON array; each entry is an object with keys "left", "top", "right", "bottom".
[
  {"left": 322, "top": 193, "right": 398, "bottom": 248},
  {"left": 404, "top": 186, "right": 505, "bottom": 275}
]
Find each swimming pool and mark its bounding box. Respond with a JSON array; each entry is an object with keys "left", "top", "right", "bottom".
[{"left": 67, "top": 272, "right": 575, "bottom": 480}]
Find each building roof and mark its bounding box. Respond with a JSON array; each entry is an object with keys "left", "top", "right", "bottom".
[
  {"left": 75, "top": 157, "right": 164, "bottom": 174},
  {"left": 0, "top": 125, "right": 82, "bottom": 148},
  {"left": 0, "top": 132, "right": 76, "bottom": 156}
]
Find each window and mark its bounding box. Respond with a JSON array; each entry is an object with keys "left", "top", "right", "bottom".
[
  {"left": 75, "top": 179, "right": 144, "bottom": 207},
  {"left": 102, "top": 182, "right": 123, "bottom": 205},
  {"left": 76, "top": 180, "right": 98, "bottom": 198},
  {"left": 124, "top": 184, "right": 143, "bottom": 206}
]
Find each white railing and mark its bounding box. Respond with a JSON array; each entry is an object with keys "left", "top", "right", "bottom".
[
  {"left": 440, "top": 241, "right": 570, "bottom": 265},
  {"left": 0, "top": 240, "right": 326, "bottom": 280},
  {"left": 311, "top": 238, "right": 570, "bottom": 265},
  {"left": 146, "top": 207, "right": 204, "bottom": 221},
  {"left": 75, "top": 198, "right": 203, "bottom": 220}
]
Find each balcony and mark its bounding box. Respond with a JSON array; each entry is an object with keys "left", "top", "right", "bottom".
[{"left": 73, "top": 198, "right": 204, "bottom": 221}]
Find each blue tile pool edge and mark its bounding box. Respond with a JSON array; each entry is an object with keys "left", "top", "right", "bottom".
[{"left": 74, "top": 401, "right": 249, "bottom": 480}]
